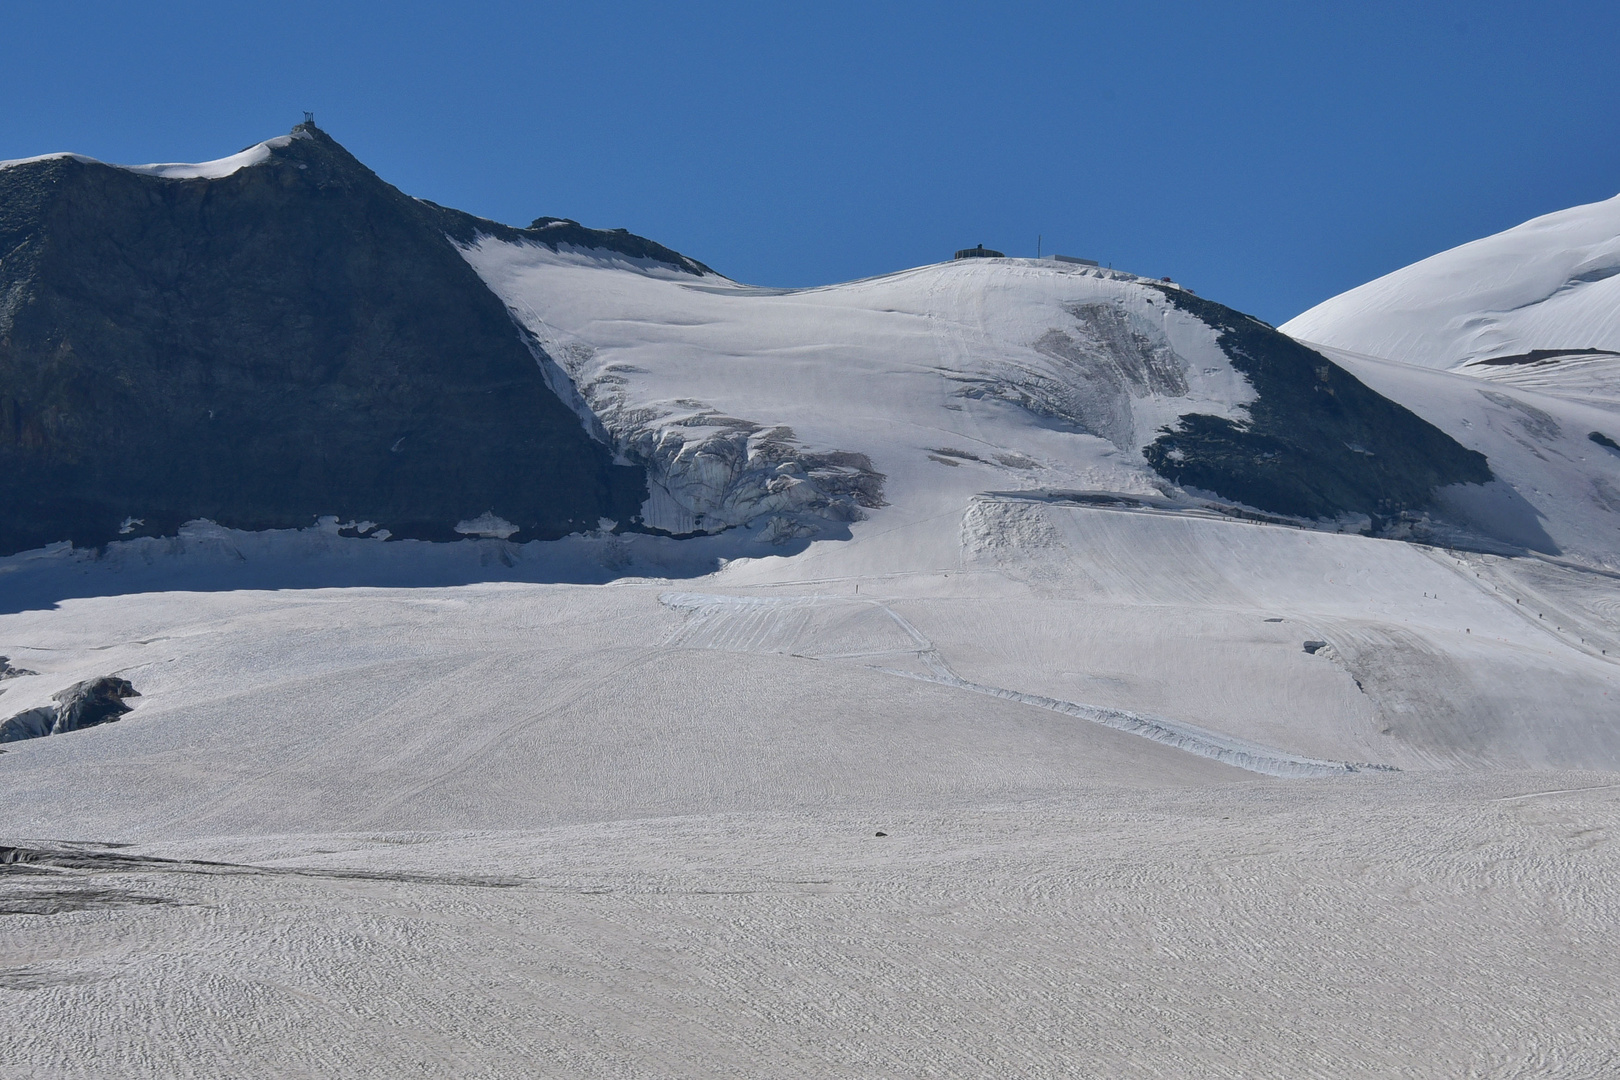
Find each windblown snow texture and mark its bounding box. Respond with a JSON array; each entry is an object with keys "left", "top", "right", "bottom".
[{"left": 0, "top": 124, "right": 645, "bottom": 556}]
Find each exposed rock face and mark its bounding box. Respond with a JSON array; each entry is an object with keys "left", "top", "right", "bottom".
[
  {"left": 0, "top": 124, "right": 646, "bottom": 555},
  {"left": 0, "top": 656, "right": 37, "bottom": 681},
  {"left": 1142, "top": 285, "right": 1492, "bottom": 521},
  {"left": 0, "top": 676, "right": 139, "bottom": 743}
]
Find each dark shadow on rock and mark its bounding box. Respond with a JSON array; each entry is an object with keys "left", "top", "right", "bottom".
[
  {"left": 1141, "top": 285, "right": 1493, "bottom": 520},
  {"left": 0, "top": 123, "right": 650, "bottom": 556},
  {"left": 0, "top": 657, "right": 37, "bottom": 680}
]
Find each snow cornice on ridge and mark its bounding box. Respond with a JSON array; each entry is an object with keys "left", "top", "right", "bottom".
[{"left": 0, "top": 128, "right": 312, "bottom": 180}]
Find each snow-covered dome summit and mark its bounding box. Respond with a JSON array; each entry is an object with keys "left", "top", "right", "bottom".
[{"left": 1282, "top": 192, "right": 1620, "bottom": 370}]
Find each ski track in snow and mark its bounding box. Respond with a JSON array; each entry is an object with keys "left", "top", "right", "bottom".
[
  {"left": 5, "top": 779, "right": 1620, "bottom": 1079},
  {"left": 660, "top": 591, "right": 1374, "bottom": 778}
]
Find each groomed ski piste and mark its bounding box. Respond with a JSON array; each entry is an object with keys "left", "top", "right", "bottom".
[{"left": 5, "top": 184, "right": 1620, "bottom": 1076}]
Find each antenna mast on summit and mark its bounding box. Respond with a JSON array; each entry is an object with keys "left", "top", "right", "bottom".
[{"left": 304, "top": 111, "right": 315, "bottom": 126}]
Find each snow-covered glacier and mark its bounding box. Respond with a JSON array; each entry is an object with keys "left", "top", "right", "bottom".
[
  {"left": 1282, "top": 190, "right": 1620, "bottom": 370},
  {"left": 459, "top": 236, "right": 1496, "bottom": 546},
  {"left": 6, "top": 129, "right": 1620, "bottom": 1079}
]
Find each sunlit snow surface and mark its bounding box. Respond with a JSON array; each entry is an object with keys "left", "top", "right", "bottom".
[
  {"left": 1270, "top": 191, "right": 1620, "bottom": 564},
  {"left": 464, "top": 241, "right": 1268, "bottom": 540},
  {"left": 5, "top": 249, "right": 1620, "bottom": 1076},
  {"left": 1283, "top": 191, "right": 1620, "bottom": 369},
  {"left": 0, "top": 131, "right": 307, "bottom": 179}
]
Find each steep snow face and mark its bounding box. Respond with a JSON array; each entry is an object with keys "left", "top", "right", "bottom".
[
  {"left": 461, "top": 240, "right": 1263, "bottom": 539},
  {"left": 1282, "top": 192, "right": 1620, "bottom": 369},
  {"left": 0, "top": 131, "right": 308, "bottom": 179}
]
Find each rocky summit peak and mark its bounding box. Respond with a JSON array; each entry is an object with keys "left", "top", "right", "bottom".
[{"left": 0, "top": 128, "right": 649, "bottom": 555}]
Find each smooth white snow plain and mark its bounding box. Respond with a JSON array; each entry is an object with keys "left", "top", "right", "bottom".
[{"left": 4, "top": 245, "right": 1620, "bottom": 1078}]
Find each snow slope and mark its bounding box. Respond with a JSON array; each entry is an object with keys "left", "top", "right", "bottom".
[
  {"left": 463, "top": 239, "right": 1620, "bottom": 567},
  {"left": 1282, "top": 191, "right": 1620, "bottom": 369},
  {"left": 463, "top": 242, "right": 1256, "bottom": 542},
  {"left": 2, "top": 244, "right": 1614, "bottom": 777},
  {"left": 1270, "top": 191, "right": 1620, "bottom": 566},
  {"left": 2, "top": 549, "right": 1619, "bottom": 1075},
  {"left": 1315, "top": 343, "right": 1620, "bottom": 566},
  {"left": 6, "top": 224, "right": 1620, "bottom": 1076},
  {"left": 6, "top": 772, "right": 1618, "bottom": 1078}
]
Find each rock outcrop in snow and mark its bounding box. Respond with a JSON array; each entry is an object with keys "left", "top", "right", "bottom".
[{"left": 0, "top": 676, "right": 139, "bottom": 744}]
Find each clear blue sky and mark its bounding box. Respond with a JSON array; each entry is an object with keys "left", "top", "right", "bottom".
[{"left": 6, "top": 1, "right": 1618, "bottom": 324}]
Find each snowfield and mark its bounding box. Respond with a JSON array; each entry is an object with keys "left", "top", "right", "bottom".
[
  {"left": 461, "top": 242, "right": 1253, "bottom": 540},
  {"left": 1282, "top": 190, "right": 1620, "bottom": 369},
  {"left": 5, "top": 239, "right": 1620, "bottom": 1076}
]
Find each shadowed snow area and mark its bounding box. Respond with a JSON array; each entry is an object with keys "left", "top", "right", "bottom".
[{"left": 0, "top": 125, "right": 647, "bottom": 555}]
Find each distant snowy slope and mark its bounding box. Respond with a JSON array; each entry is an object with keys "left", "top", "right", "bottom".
[
  {"left": 1282, "top": 192, "right": 1620, "bottom": 369},
  {"left": 462, "top": 245, "right": 1239, "bottom": 539},
  {"left": 460, "top": 241, "right": 1486, "bottom": 551},
  {"left": 1310, "top": 343, "right": 1620, "bottom": 565}
]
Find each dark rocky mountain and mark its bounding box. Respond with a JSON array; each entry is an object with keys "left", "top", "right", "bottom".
[
  {"left": 1142, "top": 285, "right": 1492, "bottom": 522},
  {"left": 0, "top": 675, "right": 138, "bottom": 745},
  {"left": 0, "top": 122, "right": 649, "bottom": 556}
]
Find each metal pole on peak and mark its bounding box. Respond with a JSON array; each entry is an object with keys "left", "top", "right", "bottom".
[{"left": 304, "top": 111, "right": 315, "bottom": 126}]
